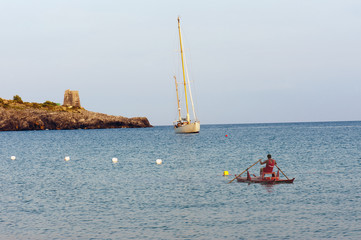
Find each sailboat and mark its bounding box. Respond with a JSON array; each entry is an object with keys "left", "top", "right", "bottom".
[{"left": 173, "top": 17, "right": 200, "bottom": 134}]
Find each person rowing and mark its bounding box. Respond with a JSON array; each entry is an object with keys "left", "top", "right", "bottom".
[{"left": 260, "top": 154, "right": 277, "bottom": 176}]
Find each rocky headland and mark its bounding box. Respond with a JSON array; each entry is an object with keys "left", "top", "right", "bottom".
[{"left": 0, "top": 97, "right": 152, "bottom": 131}]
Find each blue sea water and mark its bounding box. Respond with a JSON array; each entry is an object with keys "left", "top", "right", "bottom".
[{"left": 0, "top": 122, "right": 361, "bottom": 239}]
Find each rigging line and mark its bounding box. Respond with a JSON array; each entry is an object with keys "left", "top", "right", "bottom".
[
  {"left": 178, "top": 29, "right": 198, "bottom": 121},
  {"left": 183, "top": 54, "right": 197, "bottom": 121},
  {"left": 178, "top": 17, "right": 190, "bottom": 123}
]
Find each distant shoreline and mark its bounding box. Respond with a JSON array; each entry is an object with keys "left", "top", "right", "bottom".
[{"left": 0, "top": 97, "right": 152, "bottom": 131}]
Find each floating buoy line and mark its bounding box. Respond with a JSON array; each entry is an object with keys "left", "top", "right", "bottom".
[{"left": 8, "top": 155, "right": 168, "bottom": 167}]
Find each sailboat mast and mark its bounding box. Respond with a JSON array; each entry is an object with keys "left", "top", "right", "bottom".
[
  {"left": 174, "top": 76, "right": 182, "bottom": 121},
  {"left": 177, "top": 17, "right": 190, "bottom": 123}
]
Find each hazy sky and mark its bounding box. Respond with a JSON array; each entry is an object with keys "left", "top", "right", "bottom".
[{"left": 1, "top": 0, "right": 360, "bottom": 125}]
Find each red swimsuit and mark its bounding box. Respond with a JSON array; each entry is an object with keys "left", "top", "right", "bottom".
[{"left": 263, "top": 159, "right": 275, "bottom": 173}]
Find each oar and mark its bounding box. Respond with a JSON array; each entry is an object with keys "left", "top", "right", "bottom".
[
  {"left": 275, "top": 164, "right": 289, "bottom": 180},
  {"left": 228, "top": 159, "right": 261, "bottom": 184}
]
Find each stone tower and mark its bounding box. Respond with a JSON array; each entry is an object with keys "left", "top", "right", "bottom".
[{"left": 63, "top": 89, "right": 81, "bottom": 107}]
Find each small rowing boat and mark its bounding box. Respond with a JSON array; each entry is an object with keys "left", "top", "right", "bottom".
[{"left": 236, "top": 170, "right": 295, "bottom": 184}]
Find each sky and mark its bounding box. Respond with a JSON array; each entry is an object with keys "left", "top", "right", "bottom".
[{"left": 0, "top": 0, "right": 360, "bottom": 126}]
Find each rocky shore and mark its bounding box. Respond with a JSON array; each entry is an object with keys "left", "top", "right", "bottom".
[{"left": 0, "top": 98, "right": 152, "bottom": 131}]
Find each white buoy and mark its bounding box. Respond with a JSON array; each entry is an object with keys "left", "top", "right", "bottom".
[
  {"left": 112, "top": 157, "right": 118, "bottom": 163},
  {"left": 11, "top": 156, "right": 16, "bottom": 160},
  {"left": 64, "top": 156, "right": 70, "bottom": 161},
  {"left": 156, "top": 159, "right": 162, "bottom": 165}
]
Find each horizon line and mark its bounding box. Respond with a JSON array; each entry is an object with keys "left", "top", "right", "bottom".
[{"left": 153, "top": 119, "right": 361, "bottom": 127}]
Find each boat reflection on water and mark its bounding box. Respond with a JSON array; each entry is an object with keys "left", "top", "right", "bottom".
[{"left": 263, "top": 184, "right": 275, "bottom": 193}]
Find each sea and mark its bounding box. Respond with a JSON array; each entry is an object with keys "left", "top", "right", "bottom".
[{"left": 0, "top": 121, "right": 360, "bottom": 240}]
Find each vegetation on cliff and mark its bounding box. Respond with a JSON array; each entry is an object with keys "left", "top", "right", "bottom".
[
  {"left": 0, "top": 95, "right": 78, "bottom": 112},
  {"left": 0, "top": 96, "right": 152, "bottom": 131}
]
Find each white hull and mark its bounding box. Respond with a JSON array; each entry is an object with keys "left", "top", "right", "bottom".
[{"left": 174, "top": 121, "right": 200, "bottom": 134}]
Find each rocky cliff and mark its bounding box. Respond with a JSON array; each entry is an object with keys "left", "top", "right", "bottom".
[{"left": 0, "top": 98, "right": 152, "bottom": 131}]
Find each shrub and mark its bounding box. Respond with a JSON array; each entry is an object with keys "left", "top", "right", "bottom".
[
  {"left": 42, "top": 101, "right": 58, "bottom": 107},
  {"left": 31, "top": 102, "right": 41, "bottom": 108},
  {"left": 13, "top": 95, "right": 23, "bottom": 104}
]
